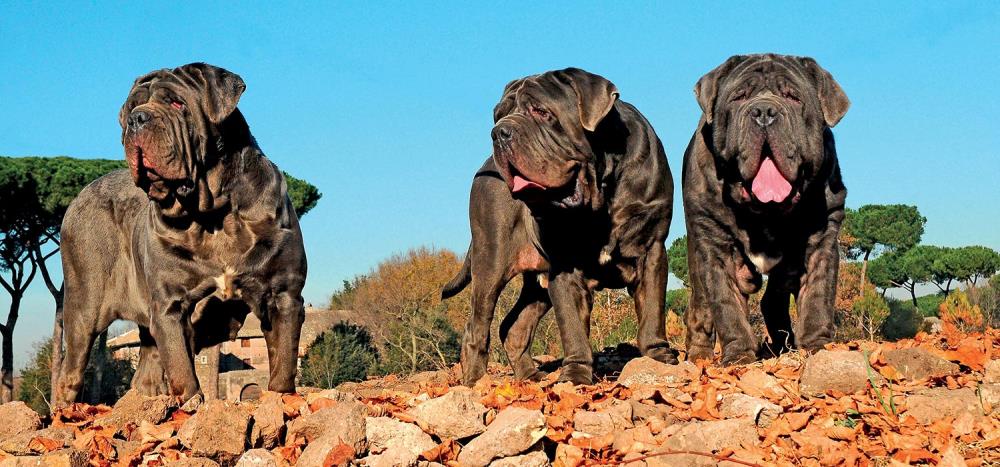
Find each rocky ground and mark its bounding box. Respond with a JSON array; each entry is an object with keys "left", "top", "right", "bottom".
[{"left": 0, "top": 328, "right": 998, "bottom": 467}]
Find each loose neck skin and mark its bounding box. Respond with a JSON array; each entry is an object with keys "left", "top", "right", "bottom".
[{"left": 153, "top": 109, "right": 270, "bottom": 223}]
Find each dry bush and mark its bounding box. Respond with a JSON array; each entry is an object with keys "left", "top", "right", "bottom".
[
  {"left": 342, "top": 247, "right": 469, "bottom": 373},
  {"left": 939, "top": 290, "right": 985, "bottom": 334}
]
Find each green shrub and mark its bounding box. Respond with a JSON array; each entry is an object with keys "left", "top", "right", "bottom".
[
  {"left": 850, "top": 287, "right": 890, "bottom": 340},
  {"left": 17, "top": 340, "right": 54, "bottom": 414},
  {"left": 299, "top": 323, "right": 378, "bottom": 389},
  {"left": 594, "top": 312, "right": 638, "bottom": 350},
  {"left": 971, "top": 275, "right": 1000, "bottom": 327},
  {"left": 17, "top": 335, "right": 133, "bottom": 415},
  {"left": 882, "top": 299, "right": 923, "bottom": 341},
  {"left": 666, "top": 288, "right": 690, "bottom": 315},
  {"left": 914, "top": 294, "right": 945, "bottom": 317}
]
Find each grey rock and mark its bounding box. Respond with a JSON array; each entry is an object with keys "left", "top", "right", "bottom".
[
  {"left": 884, "top": 348, "right": 960, "bottom": 380},
  {"left": 617, "top": 357, "right": 699, "bottom": 388},
  {"left": 0, "top": 402, "right": 42, "bottom": 441},
  {"left": 799, "top": 350, "right": 883, "bottom": 397},
  {"left": 177, "top": 399, "right": 251, "bottom": 463},
  {"left": 457, "top": 407, "right": 547, "bottom": 467},
  {"left": 719, "top": 394, "right": 782, "bottom": 427},
  {"left": 407, "top": 387, "right": 487, "bottom": 439}
]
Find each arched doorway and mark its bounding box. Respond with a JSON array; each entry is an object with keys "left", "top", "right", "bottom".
[{"left": 239, "top": 383, "right": 262, "bottom": 401}]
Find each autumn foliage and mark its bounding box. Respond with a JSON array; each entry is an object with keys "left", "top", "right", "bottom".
[{"left": 6, "top": 327, "right": 997, "bottom": 466}]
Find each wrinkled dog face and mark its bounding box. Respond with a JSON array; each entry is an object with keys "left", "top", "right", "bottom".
[
  {"left": 696, "top": 54, "right": 849, "bottom": 208},
  {"left": 119, "top": 63, "right": 245, "bottom": 202},
  {"left": 491, "top": 68, "right": 618, "bottom": 208}
]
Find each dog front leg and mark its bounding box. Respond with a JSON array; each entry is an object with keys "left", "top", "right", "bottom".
[
  {"left": 632, "top": 242, "right": 678, "bottom": 364},
  {"left": 262, "top": 292, "right": 304, "bottom": 393},
  {"left": 548, "top": 270, "right": 594, "bottom": 385},
  {"left": 150, "top": 300, "right": 200, "bottom": 402},
  {"left": 686, "top": 234, "right": 757, "bottom": 365},
  {"left": 794, "top": 223, "right": 840, "bottom": 352}
]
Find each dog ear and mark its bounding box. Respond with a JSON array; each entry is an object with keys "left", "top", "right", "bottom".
[
  {"left": 181, "top": 63, "right": 247, "bottom": 124},
  {"left": 694, "top": 55, "right": 747, "bottom": 124},
  {"left": 493, "top": 78, "right": 525, "bottom": 123},
  {"left": 799, "top": 57, "right": 850, "bottom": 127},
  {"left": 561, "top": 68, "right": 619, "bottom": 132}
]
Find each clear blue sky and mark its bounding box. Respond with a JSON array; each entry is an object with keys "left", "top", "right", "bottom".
[{"left": 2, "top": 2, "right": 998, "bottom": 368}]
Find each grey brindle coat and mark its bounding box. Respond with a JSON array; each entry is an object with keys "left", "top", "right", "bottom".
[
  {"left": 54, "top": 63, "right": 306, "bottom": 406},
  {"left": 443, "top": 68, "right": 675, "bottom": 385},
  {"left": 682, "top": 54, "right": 849, "bottom": 365}
]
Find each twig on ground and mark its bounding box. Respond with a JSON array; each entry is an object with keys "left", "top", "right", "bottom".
[{"left": 597, "top": 449, "right": 762, "bottom": 466}]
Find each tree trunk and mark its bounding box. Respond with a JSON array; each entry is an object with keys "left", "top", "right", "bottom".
[
  {"left": 92, "top": 331, "right": 108, "bottom": 403},
  {"left": 945, "top": 279, "right": 952, "bottom": 296},
  {"left": 50, "top": 299, "right": 63, "bottom": 398},
  {"left": 0, "top": 296, "right": 19, "bottom": 403},
  {"left": 33, "top": 245, "right": 64, "bottom": 396},
  {"left": 409, "top": 331, "right": 418, "bottom": 374},
  {"left": 909, "top": 284, "right": 918, "bottom": 308},
  {"left": 860, "top": 250, "right": 871, "bottom": 290}
]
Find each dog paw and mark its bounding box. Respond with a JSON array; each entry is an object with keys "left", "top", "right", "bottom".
[
  {"left": 721, "top": 350, "right": 758, "bottom": 367},
  {"left": 757, "top": 341, "right": 791, "bottom": 359},
  {"left": 644, "top": 347, "right": 679, "bottom": 365},
  {"left": 516, "top": 367, "right": 549, "bottom": 382},
  {"left": 557, "top": 363, "right": 594, "bottom": 385},
  {"left": 686, "top": 345, "right": 715, "bottom": 363},
  {"left": 798, "top": 341, "right": 831, "bottom": 354}
]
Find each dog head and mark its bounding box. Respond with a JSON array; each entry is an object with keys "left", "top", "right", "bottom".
[
  {"left": 119, "top": 63, "right": 246, "bottom": 205},
  {"left": 491, "top": 68, "right": 619, "bottom": 208},
  {"left": 695, "top": 54, "right": 849, "bottom": 208}
]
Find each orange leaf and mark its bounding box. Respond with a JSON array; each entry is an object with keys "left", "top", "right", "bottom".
[
  {"left": 421, "top": 439, "right": 460, "bottom": 463},
  {"left": 274, "top": 445, "right": 303, "bottom": 464},
  {"left": 785, "top": 412, "right": 812, "bottom": 431},
  {"left": 282, "top": 394, "right": 308, "bottom": 417},
  {"left": 309, "top": 397, "right": 338, "bottom": 413},
  {"left": 27, "top": 437, "right": 62, "bottom": 453},
  {"left": 878, "top": 365, "right": 903, "bottom": 381},
  {"left": 891, "top": 448, "right": 936, "bottom": 463},
  {"left": 825, "top": 425, "right": 857, "bottom": 441},
  {"left": 322, "top": 443, "right": 355, "bottom": 467}
]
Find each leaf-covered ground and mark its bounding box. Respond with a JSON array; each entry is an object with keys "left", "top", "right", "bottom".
[{"left": 1, "top": 327, "right": 998, "bottom": 466}]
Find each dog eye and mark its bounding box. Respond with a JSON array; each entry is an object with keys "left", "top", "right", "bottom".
[
  {"left": 164, "top": 96, "right": 184, "bottom": 110},
  {"left": 729, "top": 90, "right": 749, "bottom": 102},
  {"left": 529, "top": 105, "right": 551, "bottom": 121}
]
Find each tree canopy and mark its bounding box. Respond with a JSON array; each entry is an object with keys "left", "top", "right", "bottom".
[
  {"left": 666, "top": 236, "right": 689, "bottom": 287},
  {"left": 0, "top": 156, "right": 320, "bottom": 218},
  {"left": 842, "top": 204, "right": 926, "bottom": 259}
]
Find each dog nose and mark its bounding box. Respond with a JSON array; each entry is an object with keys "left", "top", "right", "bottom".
[
  {"left": 492, "top": 125, "right": 514, "bottom": 143},
  {"left": 750, "top": 103, "right": 778, "bottom": 128},
  {"left": 128, "top": 110, "right": 151, "bottom": 130}
]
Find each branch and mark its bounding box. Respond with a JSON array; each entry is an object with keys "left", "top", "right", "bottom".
[
  {"left": 19, "top": 259, "right": 38, "bottom": 294},
  {"left": 43, "top": 231, "right": 60, "bottom": 246},
  {"left": 0, "top": 275, "right": 13, "bottom": 295},
  {"left": 31, "top": 245, "right": 61, "bottom": 296},
  {"left": 599, "top": 449, "right": 761, "bottom": 466}
]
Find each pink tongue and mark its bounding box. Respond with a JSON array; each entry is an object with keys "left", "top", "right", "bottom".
[
  {"left": 751, "top": 158, "right": 792, "bottom": 203},
  {"left": 512, "top": 175, "right": 545, "bottom": 193}
]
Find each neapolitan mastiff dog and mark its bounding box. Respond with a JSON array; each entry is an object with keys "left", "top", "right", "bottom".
[
  {"left": 442, "top": 68, "right": 675, "bottom": 385},
  {"left": 54, "top": 63, "right": 306, "bottom": 405},
  {"left": 682, "top": 54, "right": 849, "bottom": 365}
]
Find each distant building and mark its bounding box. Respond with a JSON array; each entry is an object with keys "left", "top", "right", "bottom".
[{"left": 107, "top": 307, "right": 354, "bottom": 401}]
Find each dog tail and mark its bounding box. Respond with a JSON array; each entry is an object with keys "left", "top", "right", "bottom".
[{"left": 441, "top": 244, "right": 472, "bottom": 299}]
